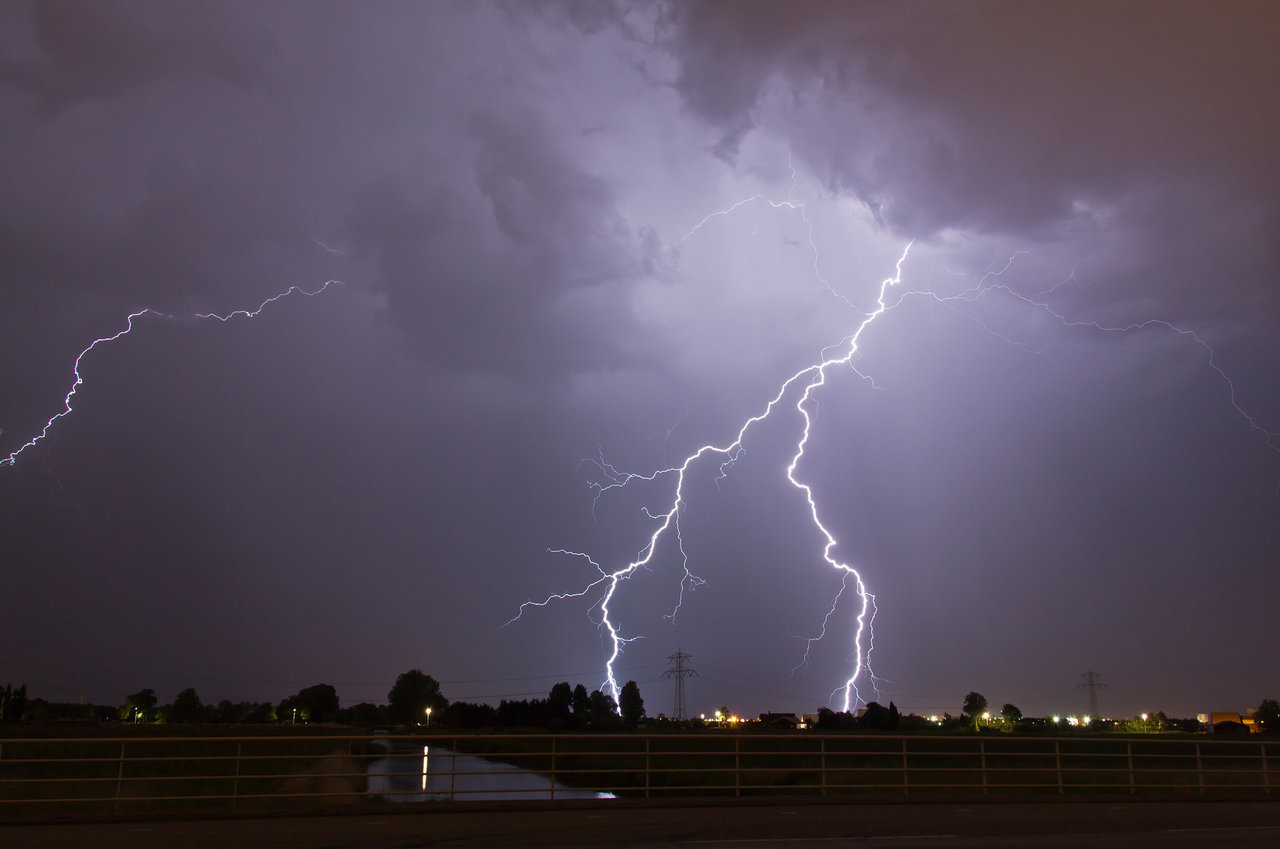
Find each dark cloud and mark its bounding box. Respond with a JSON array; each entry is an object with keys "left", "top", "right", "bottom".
[
  {"left": 1, "top": 0, "right": 275, "bottom": 111},
  {"left": 1, "top": 1, "right": 1276, "bottom": 720},
  {"left": 345, "top": 110, "right": 641, "bottom": 379},
  {"left": 666, "top": 0, "right": 1280, "bottom": 314}
]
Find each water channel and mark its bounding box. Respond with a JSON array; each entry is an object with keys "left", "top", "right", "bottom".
[{"left": 365, "top": 739, "right": 614, "bottom": 801}]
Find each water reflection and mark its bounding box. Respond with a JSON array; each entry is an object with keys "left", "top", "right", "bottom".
[{"left": 367, "top": 740, "right": 613, "bottom": 801}]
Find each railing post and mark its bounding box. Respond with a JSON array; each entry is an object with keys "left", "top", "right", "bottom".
[
  {"left": 1195, "top": 742, "right": 1204, "bottom": 796},
  {"left": 550, "top": 737, "right": 556, "bottom": 801},
  {"left": 114, "top": 741, "right": 127, "bottom": 810},
  {"left": 450, "top": 739, "right": 457, "bottom": 801},
  {"left": 1055, "top": 740, "right": 1063, "bottom": 795},
  {"left": 979, "top": 739, "right": 988, "bottom": 795},
  {"left": 1262, "top": 742, "right": 1270, "bottom": 794},
  {"left": 232, "top": 741, "right": 242, "bottom": 809},
  {"left": 1127, "top": 742, "right": 1135, "bottom": 795},
  {"left": 645, "top": 737, "right": 651, "bottom": 799},
  {"left": 735, "top": 737, "right": 741, "bottom": 797},
  {"left": 819, "top": 742, "right": 829, "bottom": 799},
  {"left": 902, "top": 738, "right": 909, "bottom": 796}
]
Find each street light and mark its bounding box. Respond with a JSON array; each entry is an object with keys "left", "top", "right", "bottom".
[{"left": 425, "top": 706, "right": 433, "bottom": 728}]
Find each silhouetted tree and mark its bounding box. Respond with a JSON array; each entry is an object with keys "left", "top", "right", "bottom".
[
  {"left": 244, "top": 701, "right": 277, "bottom": 723},
  {"left": 962, "top": 692, "right": 988, "bottom": 731},
  {"left": 497, "top": 698, "right": 550, "bottom": 727},
  {"left": 815, "top": 707, "right": 856, "bottom": 730},
  {"left": 123, "top": 688, "right": 158, "bottom": 723},
  {"left": 280, "top": 683, "right": 340, "bottom": 724},
  {"left": 859, "top": 701, "right": 900, "bottom": 731},
  {"left": 548, "top": 682, "right": 573, "bottom": 725},
  {"left": 1258, "top": 699, "right": 1280, "bottom": 733},
  {"left": 340, "top": 702, "right": 388, "bottom": 727},
  {"left": 589, "top": 689, "right": 619, "bottom": 727},
  {"left": 27, "top": 699, "right": 112, "bottom": 723},
  {"left": 0, "top": 684, "right": 27, "bottom": 722},
  {"left": 571, "top": 684, "right": 590, "bottom": 721},
  {"left": 1001, "top": 703, "right": 1023, "bottom": 725},
  {"left": 444, "top": 700, "right": 497, "bottom": 729},
  {"left": 387, "top": 670, "right": 447, "bottom": 725},
  {"left": 170, "top": 688, "right": 205, "bottom": 724},
  {"left": 619, "top": 680, "right": 645, "bottom": 727}
]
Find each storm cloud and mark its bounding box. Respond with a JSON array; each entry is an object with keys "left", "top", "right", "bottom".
[{"left": 2, "top": 1, "right": 1276, "bottom": 720}]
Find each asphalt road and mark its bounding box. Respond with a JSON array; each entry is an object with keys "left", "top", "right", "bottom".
[{"left": 5, "top": 799, "right": 1280, "bottom": 849}]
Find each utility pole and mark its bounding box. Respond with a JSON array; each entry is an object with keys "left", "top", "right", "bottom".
[
  {"left": 1078, "top": 669, "right": 1107, "bottom": 719},
  {"left": 662, "top": 648, "right": 698, "bottom": 721}
]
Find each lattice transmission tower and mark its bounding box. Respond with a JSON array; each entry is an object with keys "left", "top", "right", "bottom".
[
  {"left": 662, "top": 648, "right": 698, "bottom": 721},
  {"left": 1078, "top": 669, "right": 1107, "bottom": 719}
]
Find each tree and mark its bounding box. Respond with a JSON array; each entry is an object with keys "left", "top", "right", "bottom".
[
  {"left": 387, "top": 669, "right": 447, "bottom": 725},
  {"left": 280, "top": 683, "right": 340, "bottom": 724},
  {"left": 1258, "top": 699, "right": 1280, "bottom": 733},
  {"left": 340, "top": 702, "right": 388, "bottom": 727},
  {"left": 815, "top": 707, "right": 856, "bottom": 731},
  {"left": 444, "top": 700, "right": 497, "bottom": 729},
  {"left": 963, "top": 692, "right": 988, "bottom": 731},
  {"left": 1, "top": 684, "right": 27, "bottom": 722},
  {"left": 619, "top": 680, "right": 645, "bottom": 727},
  {"left": 571, "top": 684, "right": 590, "bottom": 721},
  {"left": 170, "top": 688, "right": 206, "bottom": 724},
  {"left": 588, "top": 689, "right": 619, "bottom": 727},
  {"left": 548, "top": 682, "right": 573, "bottom": 725},
  {"left": 1001, "top": 703, "right": 1023, "bottom": 726},
  {"left": 123, "top": 688, "right": 158, "bottom": 723}
]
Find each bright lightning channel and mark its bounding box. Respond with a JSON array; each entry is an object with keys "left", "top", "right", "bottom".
[
  {"left": 2, "top": 281, "right": 341, "bottom": 469},
  {"left": 511, "top": 223, "right": 912, "bottom": 711},
  {"left": 514, "top": 181, "right": 1280, "bottom": 714}
]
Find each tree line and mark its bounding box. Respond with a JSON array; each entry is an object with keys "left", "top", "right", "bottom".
[{"left": 0, "top": 671, "right": 646, "bottom": 730}]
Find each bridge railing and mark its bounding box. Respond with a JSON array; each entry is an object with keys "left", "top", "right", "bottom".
[{"left": 0, "top": 732, "right": 1274, "bottom": 813}]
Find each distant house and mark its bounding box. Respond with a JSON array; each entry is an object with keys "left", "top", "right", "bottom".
[
  {"left": 758, "top": 712, "right": 800, "bottom": 729},
  {"left": 1204, "top": 711, "right": 1258, "bottom": 734}
]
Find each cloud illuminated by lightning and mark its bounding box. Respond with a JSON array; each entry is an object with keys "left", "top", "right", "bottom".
[
  {"left": 2, "top": 281, "right": 342, "bottom": 469},
  {"left": 512, "top": 212, "right": 912, "bottom": 709},
  {"left": 514, "top": 171, "right": 1280, "bottom": 714}
]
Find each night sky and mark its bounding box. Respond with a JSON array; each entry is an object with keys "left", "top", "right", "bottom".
[{"left": 2, "top": 1, "right": 1277, "bottom": 721}]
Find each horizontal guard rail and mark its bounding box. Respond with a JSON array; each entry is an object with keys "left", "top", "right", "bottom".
[{"left": 1, "top": 733, "right": 1274, "bottom": 812}]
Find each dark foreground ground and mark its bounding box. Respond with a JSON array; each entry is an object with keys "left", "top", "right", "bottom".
[{"left": 5, "top": 799, "right": 1280, "bottom": 849}]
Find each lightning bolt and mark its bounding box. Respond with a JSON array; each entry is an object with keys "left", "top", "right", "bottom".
[
  {"left": 515, "top": 170, "right": 1279, "bottom": 714},
  {"left": 513, "top": 213, "right": 911, "bottom": 709},
  {"left": 2, "top": 281, "right": 342, "bottom": 469}
]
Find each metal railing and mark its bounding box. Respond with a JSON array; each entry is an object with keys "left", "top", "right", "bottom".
[{"left": 0, "top": 732, "right": 1275, "bottom": 812}]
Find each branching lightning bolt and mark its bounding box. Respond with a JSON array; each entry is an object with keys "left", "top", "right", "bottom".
[
  {"left": 2, "top": 281, "right": 342, "bottom": 469},
  {"left": 513, "top": 164, "right": 1280, "bottom": 713},
  {"left": 512, "top": 204, "right": 912, "bottom": 709}
]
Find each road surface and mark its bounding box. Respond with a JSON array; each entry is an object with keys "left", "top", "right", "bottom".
[{"left": 5, "top": 798, "right": 1280, "bottom": 848}]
